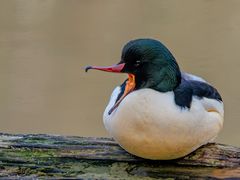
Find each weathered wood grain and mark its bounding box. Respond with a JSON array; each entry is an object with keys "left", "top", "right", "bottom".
[{"left": 0, "top": 133, "right": 239, "bottom": 179}]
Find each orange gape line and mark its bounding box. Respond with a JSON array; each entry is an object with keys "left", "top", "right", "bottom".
[
  {"left": 108, "top": 74, "right": 136, "bottom": 115},
  {"left": 124, "top": 74, "right": 136, "bottom": 96}
]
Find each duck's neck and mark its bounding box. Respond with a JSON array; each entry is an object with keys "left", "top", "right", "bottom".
[{"left": 135, "top": 58, "right": 181, "bottom": 92}]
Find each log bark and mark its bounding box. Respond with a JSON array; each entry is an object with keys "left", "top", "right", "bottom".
[{"left": 0, "top": 133, "right": 239, "bottom": 179}]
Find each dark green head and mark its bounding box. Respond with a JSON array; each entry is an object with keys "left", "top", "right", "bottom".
[
  {"left": 85, "top": 38, "right": 181, "bottom": 92},
  {"left": 120, "top": 38, "right": 181, "bottom": 92},
  {"left": 85, "top": 38, "right": 182, "bottom": 114}
]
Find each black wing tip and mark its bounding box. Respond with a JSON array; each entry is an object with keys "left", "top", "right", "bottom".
[{"left": 188, "top": 80, "right": 223, "bottom": 102}]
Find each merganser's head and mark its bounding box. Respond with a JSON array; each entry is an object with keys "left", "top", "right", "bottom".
[{"left": 85, "top": 38, "right": 181, "bottom": 114}]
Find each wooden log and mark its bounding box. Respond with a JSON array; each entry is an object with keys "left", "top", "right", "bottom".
[{"left": 0, "top": 133, "right": 239, "bottom": 179}]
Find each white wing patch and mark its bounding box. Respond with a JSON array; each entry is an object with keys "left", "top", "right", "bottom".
[{"left": 182, "top": 72, "right": 207, "bottom": 83}]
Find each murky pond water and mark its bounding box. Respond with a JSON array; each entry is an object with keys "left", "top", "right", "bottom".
[{"left": 0, "top": 0, "right": 239, "bottom": 146}]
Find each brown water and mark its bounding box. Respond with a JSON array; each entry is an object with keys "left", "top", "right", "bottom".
[{"left": 0, "top": 0, "right": 239, "bottom": 146}]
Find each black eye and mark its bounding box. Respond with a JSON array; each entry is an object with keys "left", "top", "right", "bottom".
[{"left": 134, "top": 60, "right": 141, "bottom": 67}]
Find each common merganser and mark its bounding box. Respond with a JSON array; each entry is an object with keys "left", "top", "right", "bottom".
[{"left": 85, "top": 38, "right": 224, "bottom": 160}]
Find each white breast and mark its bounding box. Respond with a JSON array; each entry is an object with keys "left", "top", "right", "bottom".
[{"left": 103, "top": 88, "right": 224, "bottom": 160}]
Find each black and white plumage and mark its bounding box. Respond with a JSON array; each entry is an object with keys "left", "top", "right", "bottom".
[
  {"left": 174, "top": 72, "right": 222, "bottom": 109},
  {"left": 86, "top": 39, "right": 224, "bottom": 160}
]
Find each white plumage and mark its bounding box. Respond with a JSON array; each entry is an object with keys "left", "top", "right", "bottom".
[{"left": 103, "top": 83, "right": 224, "bottom": 160}]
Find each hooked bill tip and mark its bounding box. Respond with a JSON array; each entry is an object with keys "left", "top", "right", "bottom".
[{"left": 84, "top": 66, "right": 92, "bottom": 72}]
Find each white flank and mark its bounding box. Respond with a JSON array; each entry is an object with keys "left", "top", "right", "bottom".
[{"left": 103, "top": 88, "right": 224, "bottom": 160}]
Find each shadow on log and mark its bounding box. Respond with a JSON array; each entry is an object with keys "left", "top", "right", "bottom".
[{"left": 0, "top": 133, "right": 239, "bottom": 179}]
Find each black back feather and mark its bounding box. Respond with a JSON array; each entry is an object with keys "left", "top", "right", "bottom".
[{"left": 174, "top": 79, "right": 222, "bottom": 109}]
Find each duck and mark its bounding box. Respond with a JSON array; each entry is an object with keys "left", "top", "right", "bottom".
[{"left": 85, "top": 38, "right": 224, "bottom": 160}]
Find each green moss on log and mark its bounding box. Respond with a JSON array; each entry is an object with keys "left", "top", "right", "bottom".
[{"left": 0, "top": 133, "right": 239, "bottom": 179}]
